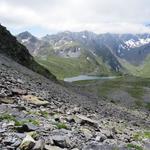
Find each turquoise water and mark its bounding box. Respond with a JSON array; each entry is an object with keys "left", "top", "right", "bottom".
[{"left": 64, "top": 75, "right": 116, "bottom": 82}]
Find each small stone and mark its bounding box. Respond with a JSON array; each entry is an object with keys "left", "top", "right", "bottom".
[
  {"left": 19, "top": 134, "right": 35, "bottom": 150},
  {"left": 95, "top": 133, "right": 107, "bottom": 142},
  {"left": 44, "top": 145, "right": 63, "bottom": 150},
  {"left": 101, "top": 130, "right": 114, "bottom": 139},
  {"left": 15, "top": 133, "right": 26, "bottom": 139},
  {"left": 73, "top": 107, "right": 80, "bottom": 114},
  {"left": 80, "top": 127, "right": 93, "bottom": 139},
  {"left": 142, "top": 138, "right": 150, "bottom": 150},
  {"left": 7, "top": 121, "right": 15, "bottom": 126},
  {"left": 52, "top": 135, "right": 70, "bottom": 148},
  {"left": 33, "top": 139, "right": 45, "bottom": 150},
  {"left": 11, "top": 139, "right": 21, "bottom": 147},
  {"left": 16, "top": 123, "right": 38, "bottom": 133},
  {"left": 3, "top": 136, "right": 16, "bottom": 145},
  {"left": 12, "top": 88, "right": 27, "bottom": 95},
  {"left": 66, "top": 116, "right": 75, "bottom": 123},
  {"left": 104, "top": 139, "right": 118, "bottom": 145},
  {"left": 0, "top": 128, "right": 6, "bottom": 133},
  {"left": 76, "top": 115, "right": 99, "bottom": 128},
  {"left": 13, "top": 105, "right": 26, "bottom": 111},
  {"left": 17, "top": 79, "right": 24, "bottom": 84},
  {"left": 54, "top": 114, "right": 60, "bottom": 122},
  {"left": 83, "top": 143, "right": 120, "bottom": 150},
  {"left": 0, "top": 97, "right": 15, "bottom": 104},
  {"left": 112, "top": 127, "right": 118, "bottom": 134},
  {"left": 28, "top": 131, "right": 39, "bottom": 139}
]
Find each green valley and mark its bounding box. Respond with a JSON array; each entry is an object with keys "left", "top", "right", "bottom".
[{"left": 35, "top": 54, "right": 112, "bottom": 80}]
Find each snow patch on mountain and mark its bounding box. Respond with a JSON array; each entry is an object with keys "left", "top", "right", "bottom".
[
  {"left": 21, "top": 38, "right": 31, "bottom": 43},
  {"left": 125, "top": 38, "right": 150, "bottom": 49},
  {"left": 82, "top": 35, "right": 87, "bottom": 39}
]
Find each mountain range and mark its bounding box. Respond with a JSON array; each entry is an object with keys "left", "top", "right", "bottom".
[{"left": 17, "top": 31, "right": 150, "bottom": 79}]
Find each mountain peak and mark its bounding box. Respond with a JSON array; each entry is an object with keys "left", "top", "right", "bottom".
[
  {"left": 17, "top": 31, "right": 36, "bottom": 40},
  {"left": 19, "top": 31, "right": 32, "bottom": 35}
]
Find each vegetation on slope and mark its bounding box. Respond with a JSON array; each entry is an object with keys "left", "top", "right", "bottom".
[
  {"left": 35, "top": 53, "right": 113, "bottom": 80},
  {"left": 120, "top": 55, "right": 150, "bottom": 78},
  {"left": 72, "top": 76, "right": 150, "bottom": 110}
]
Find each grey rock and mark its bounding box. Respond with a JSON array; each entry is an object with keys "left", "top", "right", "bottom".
[
  {"left": 0, "top": 97, "right": 15, "bottom": 104},
  {"left": 11, "top": 139, "right": 21, "bottom": 147},
  {"left": 76, "top": 115, "right": 99, "bottom": 128},
  {"left": 11, "top": 88, "right": 27, "bottom": 95},
  {"left": 16, "top": 123, "right": 38, "bottom": 133},
  {"left": 83, "top": 143, "right": 127, "bottom": 150},
  {"left": 52, "top": 135, "right": 71, "bottom": 148},
  {"left": 142, "top": 138, "right": 150, "bottom": 150},
  {"left": 19, "top": 134, "right": 35, "bottom": 150},
  {"left": 33, "top": 139, "right": 45, "bottom": 150},
  {"left": 80, "top": 127, "right": 93, "bottom": 139},
  {"left": 95, "top": 133, "right": 107, "bottom": 142},
  {"left": 66, "top": 116, "right": 75, "bottom": 123},
  {"left": 44, "top": 145, "right": 64, "bottom": 150},
  {"left": 0, "top": 128, "right": 6, "bottom": 133},
  {"left": 3, "top": 136, "right": 17, "bottom": 145}
]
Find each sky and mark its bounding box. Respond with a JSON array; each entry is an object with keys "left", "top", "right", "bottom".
[{"left": 0, "top": 0, "right": 150, "bottom": 37}]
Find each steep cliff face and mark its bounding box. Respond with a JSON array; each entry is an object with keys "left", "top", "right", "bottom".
[{"left": 0, "top": 24, "right": 56, "bottom": 80}]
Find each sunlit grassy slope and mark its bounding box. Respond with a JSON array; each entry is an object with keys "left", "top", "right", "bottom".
[
  {"left": 73, "top": 76, "right": 150, "bottom": 110},
  {"left": 35, "top": 54, "right": 112, "bottom": 80},
  {"left": 120, "top": 55, "right": 150, "bottom": 78}
]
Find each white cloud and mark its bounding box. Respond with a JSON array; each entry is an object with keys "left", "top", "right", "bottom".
[{"left": 0, "top": 0, "right": 150, "bottom": 35}]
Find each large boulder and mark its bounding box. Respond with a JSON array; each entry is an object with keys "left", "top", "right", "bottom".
[
  {"left": 22, "top": 95, "right": 49, "bottom": 106},
  {"left": 76, "top": 115, "right": 99, "bottom": 128}
]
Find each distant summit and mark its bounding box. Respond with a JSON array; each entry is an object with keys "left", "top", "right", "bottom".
[
  {"left": 17, "top": 31, "right": 51, "bottom": 56},
  {"left": 17, "top": 31, "right": 33, "bottom": 38}
]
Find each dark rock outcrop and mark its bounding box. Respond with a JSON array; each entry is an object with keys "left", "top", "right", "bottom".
[{"left": 0, "top": 24, "right": 56, "bottom": 80}]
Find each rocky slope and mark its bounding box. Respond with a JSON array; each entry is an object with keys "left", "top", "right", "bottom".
[
  {"left": 0, "top": 52, "right": 150, "bottom": 150},
  {"left": 0, "top": 25, "right": 56, "bottom": 80}
]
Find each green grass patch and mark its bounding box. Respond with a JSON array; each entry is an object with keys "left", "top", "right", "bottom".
[
  {"left": 127, "top": 144, "right": 143, "bottom": 150},
  {"left": 20, "top": 119, "right": 40, "bottom": 126},
  {"left": 55, "top": 122, "right": 68, "bottom": 129},
  {"left": 40, "top": 111, "right": 49, "bottom": 118},
  {"left": 0, "top": 113, "right": 40, "bottom": 126},
  {"left": 72, "top": 76, "right": 150, "bottom": 110},
  {"left": 133, "top": 131, "right": 150, "bottom": 141},
  {"left": 145, "top": 102, "right": 150, "bottom": 111},
  {"left": 121, "top": 54, "right": 150, "bottom": 78},
  {"left": 0, "top": 113, "right": 22, "bottom": 126},
  {"left": 97, "top": 78, "right": 123, "bottom": 96},
  {"left": 0, "top": 113, "right": 16, "bottom": 121},
  {"left": 35, "top": 54, "right": 111, "bottom": 80}
]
